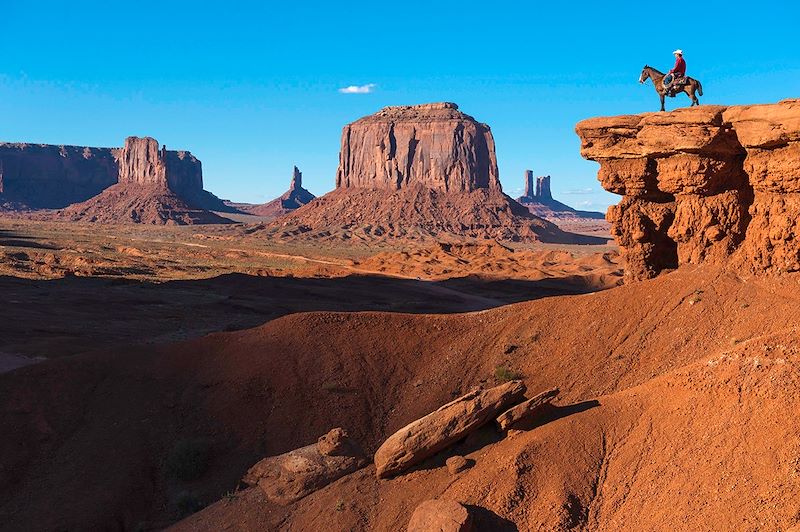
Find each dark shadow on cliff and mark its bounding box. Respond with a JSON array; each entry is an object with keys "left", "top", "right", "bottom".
[{"left": 0, "top": 271, "right": 619, "bottom": 360}]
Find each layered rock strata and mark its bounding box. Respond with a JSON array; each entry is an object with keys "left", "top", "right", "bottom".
[
  {"left": 576, "top": 99, "right": 800, "bottom": 279},
  {"left": 336, "top": 102, "right": 500, "bottom": 193},
  {"left": 0, "top": 143, "right": 118, "bottom": 209},
  {"left": 0, "top": 136, "right": 230, "bottom": 220}
]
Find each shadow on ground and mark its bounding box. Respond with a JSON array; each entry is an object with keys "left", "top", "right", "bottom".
[{"left": 0, "top": 271, "right": 615, "bottom": 360}]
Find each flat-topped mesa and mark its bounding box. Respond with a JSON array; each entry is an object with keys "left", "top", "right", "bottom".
[
  {"left": 335, "top": 102, "right": 501, "bottom": 193},
  {"left": 576, "top": 99, "right": 800, "bottom": 280},
  {"left": 0, "top": 143, "right": 118, "bottom": 209}
]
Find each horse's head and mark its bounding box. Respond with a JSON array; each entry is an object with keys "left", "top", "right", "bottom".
[{"left": 639, "top": 66, "right": 650, "bottom": 84}]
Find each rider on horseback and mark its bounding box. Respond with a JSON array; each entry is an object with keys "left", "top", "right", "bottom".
[{"left": 665, "top": 49, "right": 686, "bottom": 96}]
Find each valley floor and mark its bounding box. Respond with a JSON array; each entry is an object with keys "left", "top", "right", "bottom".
[{"left": 3, "top": 219, "right": 797, "bottom": 531}]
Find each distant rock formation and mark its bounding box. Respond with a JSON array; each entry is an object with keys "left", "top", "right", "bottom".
[
  {"left": 516, "top": 171, "right": 605, "bottom": 222},
  {"left": 336, "top": 102, "right": 500, "bottom": 193},
  {"left": 0, "top": 136, "right": 233, "bottom": 222},
  {"left": 245, "top": 166, "right": 316, "bottom": 218},
  {"left": 575, "top": 98, "right": 800, "bottom": 280},
  {"left": 277, "top": 103, "right": 604, "bottom": 244},
  {"left": 53, "top": 136, "right": 231, "bottom": 225},
  {"left": 0, "top": 143, "right": 118, "bottom": 209}
]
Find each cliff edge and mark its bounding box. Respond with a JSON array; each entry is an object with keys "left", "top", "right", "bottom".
[{"left": 576, "top": 99, "right": 800, "bottom": 280}]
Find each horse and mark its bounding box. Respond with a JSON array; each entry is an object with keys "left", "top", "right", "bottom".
[{"left": 639, "top": 65, "right": 703, "bottom": 112}]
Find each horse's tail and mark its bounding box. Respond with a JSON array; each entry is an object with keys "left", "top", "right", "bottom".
[{"left": 696, "top": 79, "right": 703, "bottom": 96}]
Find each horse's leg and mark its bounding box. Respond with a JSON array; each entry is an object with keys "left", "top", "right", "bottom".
[
  {"left": 660, "top": 92, "right": 665, "bottom": 112},
  {"left": 686, "top": 86, "right": 698, "bottom": 106}
]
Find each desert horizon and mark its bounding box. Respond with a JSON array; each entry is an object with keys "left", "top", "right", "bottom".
[{"left": 2, "top": 3, "right": 800, "bottom": 532}]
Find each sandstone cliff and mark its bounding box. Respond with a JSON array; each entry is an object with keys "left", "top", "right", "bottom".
[
  {"left": 0, "top": 136, "right": 231, "bottom": 221},
  {"left": 576, "top": 98, "right": 800, "bottom": 280},
  {"left": 53, "top": 136, "right": 231, "bottom": 224},
  {"left": 0, "top": 143, "right": 118, "bottom": 209},
  {"left": 335, "top": 102, "right": 501, "bottom": 193}
]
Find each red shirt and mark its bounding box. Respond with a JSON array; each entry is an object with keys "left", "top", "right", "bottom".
[{"left": 670, "top": 56, "right": 686, "bottom": 76}]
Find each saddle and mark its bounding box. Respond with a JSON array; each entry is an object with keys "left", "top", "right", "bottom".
[{"left": 662, "top": 73, "right": 687, "bottom": 95}]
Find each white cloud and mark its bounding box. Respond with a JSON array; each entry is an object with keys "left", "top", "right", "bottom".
[
  {"left": 338, "top": 83, "right": 377, "bottom": 94},
  {"left": 562, "top": 187, "right": 594, "bottom": 195}
]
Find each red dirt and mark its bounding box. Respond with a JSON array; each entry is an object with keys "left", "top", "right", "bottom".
[{"left": 3, "top": 264, "right": 800, "bottom": 530}]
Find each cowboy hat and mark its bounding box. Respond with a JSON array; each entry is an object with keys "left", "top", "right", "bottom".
[{"left": 673, "top": 49, "right": 683, "bottom": 55}]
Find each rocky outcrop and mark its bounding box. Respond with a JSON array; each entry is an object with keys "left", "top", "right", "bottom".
[
  {"left": 0, "top": 143, "right": 118, "bottom": 209},
  {"left": 373, "top": 381, "right": 526, "bottom": 478},
  {"left": 242, "top": 427, "right": 367, "bottom": 505},
  {"left": 407, "top": 500, "right": 475, "bottom": 532},
  {"left": 49, "top": 136, "right": 233, "bottom": 224},
  {"left": 495, "top": 388, "right": 559, "bottom": 431},
  {"left": 336, "top": 102, "right": 500, "bottom": 193},
  {"left": 0, "top": 136, "right": 232, "bottom": 221},
  {"left": 516, "top": 171, "right": 605, "bottom": 222},
  {"left": 275, "top": 103, "right": 607, "bottom": 244},
  {"left": 246, "top": 166, "right": 316, "bottom": 218},
  {"left": 576, "top": 99, "right": 800, "bottom": 279}
]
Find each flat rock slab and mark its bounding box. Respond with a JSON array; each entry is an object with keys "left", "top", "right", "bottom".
[
  {"left": 374, "top": 380, "right": 526, "bottom": 478},
  {"left": 242, "top": 427, "right": 366, "bottom": 505},
  {"left": 496, "top": 388, "right": 559, "bottom": 431},
  {"left": 407, "top": 499, "right": 475, "bottom": 532}
]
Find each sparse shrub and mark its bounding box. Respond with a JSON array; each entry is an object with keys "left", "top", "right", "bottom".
[
  {"left": 494, "top": 365, "right": 522, "bottom": 383},
  {"left": 504, "top": 344, "right": 519, "bottom": 355},
  {"left": 335, "top": 499, "right": 346, "bottom": 512},
  {"left": 175, "top": 491, "right": 205, "bottom": 517},
  {"left": 166, "top": 438, "right": 212, "bottom": 481}
]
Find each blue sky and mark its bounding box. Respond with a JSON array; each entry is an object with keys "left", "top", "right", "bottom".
[{"left": 2, "top": 2, "right": 799, "bottom": 211}]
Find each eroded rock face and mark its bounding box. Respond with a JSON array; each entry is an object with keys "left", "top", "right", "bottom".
[
  {"left": 0, "top": 143, "right": 118, "bottom": 209},
  {"left": 0, "top": 136, "right": 210, "bottom": 212},
  {"left": 118, "top": 137, "right": 204, "bottom": 198},
  {"left": 576, "top": 99, "right": 800, "bottom": 279},
  {"left": 336, "top": 102, "right": 501, "bottom": 193}
]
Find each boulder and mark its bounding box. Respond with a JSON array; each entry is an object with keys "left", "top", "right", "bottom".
[
  {"left": 407, "top": 499, "right": 475, "bottom": 532},
  {"left": 317, "top": 426, "right": 354, "bottom": 456},
  {"left": 496, "top": 388, "right": 559, "bottom": 431},
  {"left": 445, "top": 455, "right": 471, "bottom": 474},
  {"left": 242, "top": 427, "right": 367, "bottom": 505},
  {"left": 374, "top": 381, "right": 526, "bottom": 478}
]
